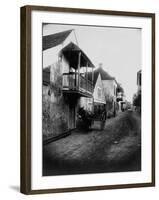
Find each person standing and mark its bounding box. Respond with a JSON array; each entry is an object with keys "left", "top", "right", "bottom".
[{"left": 100, "top": 109, "right": 107, "bottom": 130}]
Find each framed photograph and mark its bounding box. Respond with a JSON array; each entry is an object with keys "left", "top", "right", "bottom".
[{"left": 20, "top": 5, "right": 155, "bottom": 194}]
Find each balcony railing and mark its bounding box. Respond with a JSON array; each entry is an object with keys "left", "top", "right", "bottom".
[{"left": 62, "top": 72, "right": 93, "bottom": 96}]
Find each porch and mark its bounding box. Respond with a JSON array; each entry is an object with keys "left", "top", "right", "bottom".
[
  {"left": 60, "top": 42, "right": 95, "bottom": 98},
  {"left": 62, "top": 72, "right": 93, "bottom": 97}
]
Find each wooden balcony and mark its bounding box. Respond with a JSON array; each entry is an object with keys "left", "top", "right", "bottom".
[{"left": 62, "top": 72, "right": 93, "bottom": 97}]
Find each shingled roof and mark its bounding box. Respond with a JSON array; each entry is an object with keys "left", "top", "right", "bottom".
[
  {"left": 87, "top": 66, "right": 115, "bottom": 87},
  {"left": 94, "top": 66, "right": 115, "bottom": 80},
  {"left": 43, "top": 29, "right": 73, "bottom": 51}
]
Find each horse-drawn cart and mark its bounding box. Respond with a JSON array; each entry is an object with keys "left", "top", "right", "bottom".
[{"left": 78, "top": 107, "right": 107, "bottom": 131}]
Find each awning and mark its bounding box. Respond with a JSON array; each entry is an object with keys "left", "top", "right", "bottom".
[
  {"left": 60, "top": 42, "right": 95, "bottom": 69},
  {"left": 43, "top": 29, "right": 73, "bottom": 50}
]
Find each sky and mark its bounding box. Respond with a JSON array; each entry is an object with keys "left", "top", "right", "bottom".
[{"left": 43, "top": 24, "right": 141, "bottom": 102}]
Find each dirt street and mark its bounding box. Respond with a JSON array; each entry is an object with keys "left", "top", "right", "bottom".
[{"left": 43, "top": 111, "right": 141, "bottom": 176}]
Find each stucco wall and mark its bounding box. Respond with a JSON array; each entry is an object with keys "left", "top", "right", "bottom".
[{"left": 42, "top": 59, "right": 71, "bottom": 141}]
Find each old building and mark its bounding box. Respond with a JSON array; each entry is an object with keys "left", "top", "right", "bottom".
[
  {"left": 92, "top": 73, "right": 106, "bottom": 114},
  {"left": 80, "top": 64, "right": 119, "bottom": 118},
  {"left": 116, "top": 83, "right": 126, "bottom": 112},
  {"left": 80, "top": 72, "right": 106, "bottom": 115},
  {"left": 94, "top": 64, "right": 118, "bottom": 117},
  {"left": 42, "top": 29, "right": 94, "bottom": 141}
]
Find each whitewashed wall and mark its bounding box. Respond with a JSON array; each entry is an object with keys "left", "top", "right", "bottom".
[
  {"left": 93, "top": 73, "right": 105, "bottom": 104},
  {"left": 43, "top": 31, "right": 77, "bottom": 68}
]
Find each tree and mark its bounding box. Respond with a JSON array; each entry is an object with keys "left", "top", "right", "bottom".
[
  {"left": 133, "top": 90, "right": 141, "bottom": 114},
  {"left": 117, "top": 83, "right": 124, "bottom": 94},
  {"left": 133, "top": 91, "right": 141, "bottom": 107}
]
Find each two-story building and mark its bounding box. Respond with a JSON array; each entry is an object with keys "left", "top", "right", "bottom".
[
  {"left": 80, "top": 64, "right": 119, "bottom": 118},
  {"left": 80, "top": 72, "right": 106, "bottom": 116},
  {"left": 43, "top": 29, "right": 94, "bottom": 141},
  {"left": 94, "top": 64, "right": 118, "bottom": 117}
]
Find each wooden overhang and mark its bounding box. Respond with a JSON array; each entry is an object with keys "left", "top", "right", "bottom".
[{"left": 59, "top": 42, "right": 95, "bottom": 69}]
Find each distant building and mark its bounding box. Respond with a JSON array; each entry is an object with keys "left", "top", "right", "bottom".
[
  {"left": 43, "top": 29, "right": 94, "bottom": 141},
  {"left": 133, "top": 69, "right": 141, "bottom": 113},
  {"left": 80, "top": 72, "right": 106, "bottom": 114},
  {"left": 116, "top": 83, "right": 126, "bottom": 112},
  {"left": 81, "top": 64, "right": 119, "bottom": 117},
  {"left": 137, "top": 70, "right": 141, "bottom": 92},
  {"left": 94, "top": 64, "right": 118, "bottom": 116},
  {"left": 92, "top": 73, "right": 106, "bottom": 108}
]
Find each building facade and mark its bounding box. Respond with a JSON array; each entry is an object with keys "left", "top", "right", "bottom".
[
  {"left": 116, "top": 83, "right": 126, "bottom": 112},
  {"left": 43, "top": 29, "right": 94, "bottom": 141},
  {"left": 81, "top": 65, "right": 119, "bottom": 118},
  {"left": 94, "top": 65, "right": 118, "bottom": 117},
  {"left": 80, "top": 73, "right": 106, "bottom": 115}
]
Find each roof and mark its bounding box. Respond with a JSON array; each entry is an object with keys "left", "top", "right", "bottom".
[
  {"left": 43, "top": 66, "right": 50, "bottom": 85},
  {"left": 87, "top": 66, "right": 115, "bottom": 87},
  {"left": 86, "top": 65, "right": 121, "bottom": 90},
  {"left": 60, "top": 42, "right": 95, "bottom": 69},
  {"left": 94, "top": 66, "right": 115, "bottom": 81},
  {"left": 43, "top": 29, "right": 73, "bottom": 51}
]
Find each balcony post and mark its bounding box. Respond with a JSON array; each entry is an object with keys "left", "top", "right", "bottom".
[
  {"left": 86, "top": 62, "right": 88, "bottom": 92},
  {"left": 78, "top": 52, "right": 81, "bottom": 89}
]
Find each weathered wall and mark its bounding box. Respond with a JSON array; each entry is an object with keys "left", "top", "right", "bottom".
[
  {"left": 42, "top": 30, "right": 78, "bottom": 141},
  {"left": 42, "top": 59, "right": 71, "bottom": 141},
  {"left": 42, "top": 85, "right": 51, "bottom": 139}
]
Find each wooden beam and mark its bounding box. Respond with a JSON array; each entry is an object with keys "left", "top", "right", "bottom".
[
  {"left": 86, "top": 62, "right": 88, "bottom": 92},
  {"left": 92, "top": 67, "right": 93, "bottom": 81},
  {"left": 78, "top": 52, "right": 81, "bottom": 89},
  {"left": 92, "top": 67, "right": 94, "bottom": 90}
]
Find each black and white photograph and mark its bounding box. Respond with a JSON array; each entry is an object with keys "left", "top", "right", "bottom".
[
  {"left": 42, "top": 23, "right": 142, "bottom": 176},
  {"left": 20, "top": 6, "right": 155, "bottom": 194}
]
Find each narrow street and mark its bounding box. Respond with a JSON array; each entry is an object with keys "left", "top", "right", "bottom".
[{"left": 43, "top": 111, "right": 141, "bottom": 176}]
